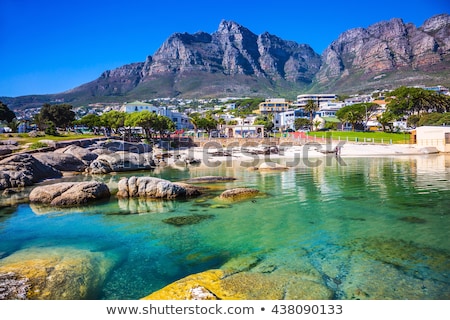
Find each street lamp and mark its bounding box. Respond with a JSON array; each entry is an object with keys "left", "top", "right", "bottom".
[{"left": 365, "top": 104, "right": 368, "bottom": 131}]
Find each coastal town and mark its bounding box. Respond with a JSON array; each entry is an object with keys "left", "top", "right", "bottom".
[{"left": 4, "top": 84, "right": 449, "bottom": 137}]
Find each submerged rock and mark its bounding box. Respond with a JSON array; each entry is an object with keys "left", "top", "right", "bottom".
[
  {"left": 186, "top": 176, "right": 236, "bottom": 183},
  {"left": 345, "top": 237, "right": 450, "bottom": 297},
  {"left": 0, "top": 247, "right": 115, "bottom": 299},
  {"left": 162, "top": 214, "right": 214, "bottom": 226},
  {"left": 221, "top": 255, "right": 261, "bottom": 273},
  {"left": 29, "top": 181, "right": 111, "bottom": 206},
  {"left": 258, "top": 162, "right": 289, "bottom": 171},
  {"left": 210, "top": 204, "right": 232, "bottom": 209},
  {"left": 399, "top": 216, "right": 427, "bottom": 224},
  {"left": 219, "top": 188, "right": 260, "bottom": 201}
]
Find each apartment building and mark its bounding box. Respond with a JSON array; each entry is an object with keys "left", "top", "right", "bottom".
[
  {"left": 257, "top": 98, "right": 292, "bottom": 114},
  {"left": 296, "top": 94, "right": 337, "bottom": 106}
]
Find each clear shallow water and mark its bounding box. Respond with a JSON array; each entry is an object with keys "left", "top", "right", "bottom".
[{"left": 0, "top": 156, "right": 449, "bottom": 299}]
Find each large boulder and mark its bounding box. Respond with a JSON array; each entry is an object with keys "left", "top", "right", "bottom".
[
  {"left": 141, "top": 268, "right": 332, "bottom": 300},
  {"left": 90, "top": 140, "right": 152, "bottom": 153},
  {"left": 29, "top": 181, "right": 111, "bottom": 206},
  {"left": 117, "top": 176, "right": 201, "bottom": 199},
  {"left": 33, "top": 152, "right": 87, "bottom": 172},
  {"left": 142, "top": 270, "right": 227, "bottom": 300},
  {"left": 173, "top": 182, "right": 208, "bottom": 197},
  {"left": 0, "top": 146, "right": 14, "bottom": 156},
  {"left": 0, "top": 247, "right": 114, "bottom": 299},
  {"left": 0, "top": 154, "right": 62, "bottom": 190},
  {"left": 87, "top": 152, "right": 155, "bottom": 174},
  {"left": 54, "top": 145, "right": 98, "bottom": 163}
]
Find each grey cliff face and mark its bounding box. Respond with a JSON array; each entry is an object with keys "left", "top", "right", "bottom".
[
  {"left": 257, "top": 32, "right": 321, "bottom": 82},
  {"left": 69, "top": 62, "right": 143, "bottom": 96},
  {"left": 316, "top": 14, "right": 450, "bottom": 84},
  {"left": 139, "top": 20, "right": 320, "bottom": 83},
  {"left": 142, "top": 32, "right": 220, "bottom": 75},
  {"left": 213, "top": 20, "right": 262, "bottom": 76}
]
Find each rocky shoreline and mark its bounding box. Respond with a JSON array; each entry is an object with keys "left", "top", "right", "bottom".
[{"left": 0, "top": 137, "right": 440, "bottom": 196}]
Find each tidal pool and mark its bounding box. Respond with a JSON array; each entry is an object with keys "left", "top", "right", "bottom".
[{"left": 0, "top": 155, "right": 449, "bottom": 299}]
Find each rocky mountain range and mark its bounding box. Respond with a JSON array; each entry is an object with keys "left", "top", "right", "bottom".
[
  {"left": 315, "top": 13, "right": 450, "bottom": 92},
  {"left": 3, "top": 13, "right": 450, "bottom": 109}
]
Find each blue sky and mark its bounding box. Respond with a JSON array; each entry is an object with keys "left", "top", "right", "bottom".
[{"left": 0, "top": 0, "right": 448, "bottom": 97}]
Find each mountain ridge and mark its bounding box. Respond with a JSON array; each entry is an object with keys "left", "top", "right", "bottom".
[{"left": 3, "top": 14, "right": 450, "bottom": 109}]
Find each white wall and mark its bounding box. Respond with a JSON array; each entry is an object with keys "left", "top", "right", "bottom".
[{"left": 416, "top": 126, "right": 450, "bottom": 152}]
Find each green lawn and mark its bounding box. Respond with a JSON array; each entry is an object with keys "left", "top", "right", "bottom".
[
  {"left": 305, "top": 131, "right": 412, "bottom": 144},
  {"left": 0, "top": 133, "right": 99, "bottom": 146}
]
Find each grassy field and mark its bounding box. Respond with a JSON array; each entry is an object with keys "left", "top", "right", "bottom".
[
  {"left": 0, "top": 133, "right": 99, "bottom": 146},
  {"left": 1, "top": 131, "right": 413, "bottom": 149},
  {"left": 305, "top": 131, "right": 413, "bottom": 144}
]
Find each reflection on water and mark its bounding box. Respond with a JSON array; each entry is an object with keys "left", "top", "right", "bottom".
[{"left": 0, "top": 155, "right": 449, "bottom": 299}]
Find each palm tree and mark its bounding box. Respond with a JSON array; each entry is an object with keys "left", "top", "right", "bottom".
[
  {"left": 303, "top": 99, "right": 318, "bottom": 126},
  {"left": 346, "top": 111, "right": 361, "bottom": 131},
  {"left": 217, "top": 118, "right": 226, "bottom": 131},
  {"left": 377, "top": 111, "right": 395, "bottom": 132},
  {"left": 313, "top": 119, "right": 322, "bottom": 131},
  {"left": 188, "top": 114, "right": 200, "bottom": 137}
]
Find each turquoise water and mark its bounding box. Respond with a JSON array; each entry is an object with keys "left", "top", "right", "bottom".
[{"left": 0, "top": 156, "right": 449, "bottom": 299}]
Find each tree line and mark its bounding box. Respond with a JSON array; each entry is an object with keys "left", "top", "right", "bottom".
[
  {"left": 0, "top": 102, "right": 176, "bottom": 140},
  {"left": 75, "top": 110, "right": 175, "bottom": 140}
]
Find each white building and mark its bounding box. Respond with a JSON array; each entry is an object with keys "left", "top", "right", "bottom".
[
  {"left": 296, "top": 94, "right": 337, "bottom": 106},
  {"left": 273, "top": 110, "right": 296, "bottom": 130},
  {"left": 258, "top": 98, "right": 292, "bottom": 114},
  {"left": 120, "top": 101, "right": 190, "bottom": 130},
  {"left": 236, "top": 116, "right": 257, "bottom": 126},
  {"left": 316, "top": 102, "right": 346, "bottom": 117},
  {"left": 415, "top": 126, "right": 450, "bottom": 153}
]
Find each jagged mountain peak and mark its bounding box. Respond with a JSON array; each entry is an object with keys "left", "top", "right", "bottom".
[
  {"left": 165, "top": 31, "right": 212, "bottom": 44},
  {"left": 6, "top": 14, "right": 449, "bottom": 109},
  {"left": 366, "top": 17, "right": 408, "bottom": 39},
  {"left": 421, "top": 13, "right": 450, "bottom": 32},
  {"left": 217, "top": 20, "right": 250, "bottom": 34}
]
